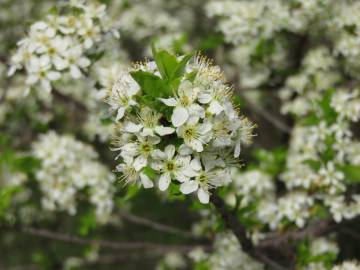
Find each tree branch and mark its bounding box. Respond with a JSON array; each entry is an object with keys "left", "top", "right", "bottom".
[
  {"left": 2, "top": 225, "right": 210, "bottom": 254},
  {"left": 210, "top": 193, "right": 287, "bottom": 270},
  {"left": 260, "top": 217, "right": 360, "bottom": 249},
  {"left": 118, "top": 210, "right": 200, "bottom": 240},
  {"left": 239, "top": 92, "right": 292, "bottom": 134}
]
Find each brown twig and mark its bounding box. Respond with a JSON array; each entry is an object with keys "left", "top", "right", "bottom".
[
  {"left": 118, "top": 210, "right": 199, "bottom": 240},
  {"left": 210, "top": 193, "right": 287, "bottom": 270},
  {"left": 2, "top": 225, "right": 210, "bottom": 254},
  {"left": 52, "top": 88, "right": 88, "bottom": 113},
  {"left": 239, "top": 92, "right": 292, "bottom": 134},
  {"left": 259, "top": 217, "right": 360, "bottom": 249}
]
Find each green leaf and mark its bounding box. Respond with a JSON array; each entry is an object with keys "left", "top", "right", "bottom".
[
  {"left": 253, "top": 148, "right": 287, "bottom": 176},
  {"left": 251, "top": 39, "right": 275, "bottom": 63},
  {"left": 168, "top": 183, "right": 186, "bottom": 201},
  {"left": 317, "top": 88, "right": 337, "bottom": 124},
  {"left": 78, "top": 211, "right": 97, "bottom": 236},
  {"left": 171, "top": 53, "right": 193, "bottom": 80},
  {"left": 339, "top": 164, "right": 360, "bottom": 183},
  {"left": 142, "top": 166, "right": 157, "bottom": 180},
  {"left": 152, "top": 44, "right": 178, "bottom": 80},
  {"left": 185, "top": 70, "right": 198, "bottom": 83},
  {"left": 130, "top": 71, "right": 169, "bottom": 98},
  {"left": 198, "top": 33, "right": 224, "bottom": 51},
  {"left": 118, "top": 185, "right": 140, "bottom": 205},
  {"left": 152, "top": 44, "right": 194, "bottom": 81},
  {"left": 0, "top": 186, "right": 21, "bottom": 219},
  {"left": 303, "top": 159, "right": 321, "bottom": 171}
]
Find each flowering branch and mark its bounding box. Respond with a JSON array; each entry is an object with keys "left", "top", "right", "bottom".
[{"left": 210, "top": 192, "right": 287, "bottom": 270}]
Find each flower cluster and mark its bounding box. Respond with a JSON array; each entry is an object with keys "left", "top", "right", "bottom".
[
  {"left": 301, "top": 237, "right": 339, "bottom": 270},
  {"left": 332, "top": 262, "right": 360, "bottom": 270},
  {"left": 190, "top": 232, "right": 263, "bottom": 270},
  {"left": 257, "top": 191, "right": 314, "bottom": 229},
  {"left": 106, "top": 49, "right": 254, "bottom": 203},
  {"left": 8, "top": 0, "right": 115, "bottom": 93},
  {"left": 32, "top": 131, "right": 115, "bottom": 221},
  {"left": 231, "top": 169, "right": 274, "bottom": 207},
  {"left": 206, "top": 0, "right": 326, "bottom": 46}
]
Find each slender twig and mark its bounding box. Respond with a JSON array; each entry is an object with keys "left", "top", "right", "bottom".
[
  {"left": 2, "top": 225, "right": 210, "bottom": 254},
  {"left": 118, "top": 210, "right": 199, "bottom": 240},
  {"left": 210, "top": 193, "right": 287, "bottom": 270},
  {"left": 52, "top": 88, "right": 88, "bottom": 113},
  {"left": 259, "top": 217, "right": 360, "bottom": 249},
  {"left": 341, "top": 227, "right": 360, "bottom": 240},
  {"left": 239, "top": 92, "right": 292, "bottom": 134}
]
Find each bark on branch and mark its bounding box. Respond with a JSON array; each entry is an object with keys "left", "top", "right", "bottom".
[
  {"left": 1, "top": 224, "right": 210, "bottom": 254},
  {"left": 210, "top": 193, "right": 287, "bottom": 270}
]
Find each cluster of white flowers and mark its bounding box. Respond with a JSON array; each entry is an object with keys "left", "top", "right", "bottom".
[
  {"left": 106, "top": 52, "right": 254, "bottom": 203},
  {"left": 257, "top": 192, "right": 314, "bottom": 229},
  {"left": 0, "top": 166, "right": 27, "bottom": 189},
  {"left": 302, "top": 237, "right": 339, "bottom": 270},
  {"left": 329, "top": 1, "right": 360, "bottom": 73},
  {"left": 8, "top": 0, "right": 115, "bottom": 93},
  {"left": 279, "top": 81, "right": 360, "bottom": 223},
  {"left": 156, "top": 252, "right": 187, "bottom": 270},
  {"left": 190, "top": 232, "right": 263, "bottom": 270},
  {"left": 279, "top": 47, "right": 340, "bottom": 116},
  {"left": 32, "top": 131, "right": 115, "bottom": 221},
  {"left": 0, "top": 0, "right": 50, "bottom": 53},
  {"left": 332, "top": 262, "right": 360, "bottom": 270},
  {"left": 231, "top": 169, "right": 274, "bottom": 207},
  {"left": 206, "top": 0, "right": 327, "bottom": 46},
  {"left": 118, "top": 2, "right": 180, "bottom": 41}
]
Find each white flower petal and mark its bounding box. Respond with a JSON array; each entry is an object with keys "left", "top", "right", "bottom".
[
  {"left": 171, "top": 107, "right": 189, "bottom": 127},
  {"left": 198, "top": 188, "right": 210, "bottom": 204},
  {"left": 189, "top": 139, "right": 203, "bottom": 152},
  {"left": 159, "top": 173, "right": 171, "bottom": 191},
  {"left": 151, "top": 149, "right": 167, "bottom": 160},
  {"left": 175, "top": 172, "right": 189, "bottom": 182},
  {"left": 234, "top": 142, "right": 241, "bottom": 158},
  {"left": 199, "top": 123, "right": 212, "bottom": 135},
  {"left": 208, "top": 100, "right": 223, "bottom": 115},
  {"left": 155, "top": 126, "right": 175, "bottom": 136},
  {"left": 189, "top": 104, "right": 205, "bottom": 118},
  {"left": 134, "top": 155, "right": 147, "bottom": 171},
  {"left": 190, "top": 158, "right": 202, "bottom": 171},
  {"left": 159, "top": 98, "right": 177, "bottom": 107},
  {"left": 164, "top": 145, "right": 176, "bottom": 159},
  {"left": 70, "top": 65, "right": 82, "bottom": 79},
  {"left": 180, "top": 181, "right": 198, "bottom": 194},
  {"left": 178, "top": 144, "right": 193, "bottom": 155},
  {"left": 141, "top": 128, "right": 154, "bottom": 137},
  {"left": 140, "top": 172, "right": 153, "bottom": 189},
  {"left": 116, "top": 107, "right": 125, "bottom": 121},
  {"left": 198, "top": 93, "right": 212, "bottom": 104},
  {"left": 124, "top": 122, "right": 142, "bottom": 133},
  {"left": 47, "top": 71, "right": 61, "bottom": 81}
]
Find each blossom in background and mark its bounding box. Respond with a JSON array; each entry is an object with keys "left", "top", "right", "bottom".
[
  {"left": 8, "top": 0, "right": 117, "bottom": 93},
  {"left": 32, "top": 131, "right": 115, "bottom": 222}
]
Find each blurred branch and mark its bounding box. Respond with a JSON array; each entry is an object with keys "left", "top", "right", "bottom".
[
  {"left": 118, "top": 210, "right": 201, "bottom": 240},
  {"left": 210, "top": 193, "right": 287, "bottom": 270},
  {"left": 2, "top": 225, "right": 209, "bottom": 254},
  {"left": 52, "top": 88, "right": 88, "bottom": 113},
  {"left": 0, "top": 88, "right": 8, "bottom": 105},
  {"left": 259, "top": 217, "right": 360, "bottom": 249},
  {"left": 239, "top": 92, "right": 292, "bottom": 134}
]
